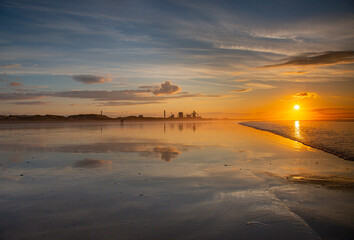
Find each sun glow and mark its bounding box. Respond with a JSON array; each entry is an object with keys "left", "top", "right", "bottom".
[{"left": 294, "top": 105, "right": 300, "bottom": 110}]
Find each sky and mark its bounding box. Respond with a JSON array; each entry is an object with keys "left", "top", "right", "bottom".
[{"left": 0, "top": 0, "right": 353, "bottom": 120}]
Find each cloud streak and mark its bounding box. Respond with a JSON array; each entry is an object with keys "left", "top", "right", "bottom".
[
  {"left": 9, "top": 81, "right": 22, "bottom": 87},
  {"left": 245, "top": 83, "right": 275, "bottom": 89},
  {"left": 0, "top": 89, "right": 221, "bottom": 103},
  {"left": 73, "top": 75, "right": 112, "bottom": 84},
  {"left": 10, "top": 101, "right": 49, "bottom": 105},
  {"left": 0, "top": 64, "right": 22, "bottom": 69},
  {"left": 259, "top": 51, "right": 354, "bottom": 68},
  {"left": 98, "top": 101, "right": 164, "bottom": 106},
  {"left": 230, "top": 88, "right": 252, "bottom": 93},
  {"left": 283, "top": 92, "right": 317, "bottom": 101},
  {"left": 73, "top": 158, "right": 112, "bottom": 168},
  {"left": 0, "top": 93, "right": 44, "bottom": 100}
]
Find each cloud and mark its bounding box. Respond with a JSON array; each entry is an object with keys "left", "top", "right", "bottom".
[
  {"left": 99, "top": 101, "right": 165, "bottom": 106},
  {"left": 9, "top": 81, "right": 22, "bottom": 87},
  {"left": 73, "top": 158, "right": 112, "bottom": 168},
  {"left": 245, "top": 83, "right": 275, "bottom": 89},
  {"left": 139, "top": 85, "right": 155, "bottom": 89},
  {"left": 259, "top": 51, "right": 354, "bottom": 68},
  {"left": 0, "top": 93, "right": 44, "bottom": 100},
  {"left": 0, "top": 64, "right": 22, "bottom": 68},
  {"left": 231, "top": 72, "right": 243, "bottom": 76},
  {"left": 281, "top": 71, "right": 309, "bottom": 75},
  {"left": 230, "top": 88, "right": 252, "bottom": 93},
  {"left": 232, "top": 79, "right": 249, "bottom": 82},
  {"left": 0, "top": 90, "right": 221, "bottom": 102},
  {"left": 294, "top": 92, "right": 317, "bottom": 98},
  {"left": 153, "top": 81, "right": 181, "bottom": 95},
  {"left": 164, "top": 93, "right": 222, "bottom": 99},
  {"left": 283, "top": 92, "right": 317, "bottom": 101},
  {"left": 310, "top": 108, "right": 354, "bottom": 119},
  {"left": 10, "top": 101, "right": 49, "bottom": 105},
  {"left": 72, "top": 75, "right": 112, "bottom": 84},
  {"left": 311, "top": 107, "right": 350, "bottom": 113},
  {"left": 52, "top": 90, "right": 152, "bottom": 101},
  {"left": 0, "top": 76, "right": 22, "bottom": 87}
]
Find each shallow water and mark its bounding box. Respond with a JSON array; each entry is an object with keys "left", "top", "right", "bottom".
[
  {"left": 0, "top": 121, "right": 353, "bottom": 239},
  {"left": 240, "top": 120, "right": 354, "bottom": 160}
]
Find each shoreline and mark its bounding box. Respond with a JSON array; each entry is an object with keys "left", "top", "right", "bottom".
[
  {"left": 0, "top": 114, "right": 216, "bottom": 124},
  {"left": 239, "top": 122, "right": 353, "bottom": 161}
]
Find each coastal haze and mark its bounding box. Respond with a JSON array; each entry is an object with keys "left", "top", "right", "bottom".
[{"left": 0, "top": 0, "right": 353, "bottom": 239}]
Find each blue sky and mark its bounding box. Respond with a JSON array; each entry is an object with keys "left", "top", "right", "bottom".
[{"left": 0, "top": 0, "right": 353, "bottom": 119}]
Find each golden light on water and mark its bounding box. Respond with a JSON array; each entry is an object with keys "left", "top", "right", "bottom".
[
  {"left": 294, "top": 105, "right": 300, "bottom": 110},
  {"left": 294, "top": 120, "right": 302, "bottom": 140},
  {"left": 293, "top": 120, "right": 302, "bottom": 148}
]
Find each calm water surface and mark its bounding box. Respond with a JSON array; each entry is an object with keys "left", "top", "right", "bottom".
[
  {"left": 241, "top": 121, "right": 354, "bottom": 160},
  {"left": 0, "top": 121, "right": 353, "bottom": 240}
]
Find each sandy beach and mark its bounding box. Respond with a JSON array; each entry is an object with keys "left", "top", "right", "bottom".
[{"left": 0, "top": 121, "right": 353, "bottom": 239}]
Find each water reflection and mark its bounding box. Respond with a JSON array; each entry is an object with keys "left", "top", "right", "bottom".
[
  {"left": 73, "top": 158, "right": 112, "bottom": 168},
  {"left": 294, "top": 120, "right": 301, "bottom": 139},
  {"left": 153, "top": 146, "right": 180, "bottom": 162},
  {"left": 163, "top": 122, "right": 198, "bottom": 133},
  {"left": 0, "top": 141, "right": 192, "bottom": 163},
  {"left": 0, "top": 121, "right": 353, "bottom": 240}
]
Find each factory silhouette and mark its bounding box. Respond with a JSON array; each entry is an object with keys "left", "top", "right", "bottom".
[{"left": 163, "top": 110, "right": 200, "bottom": 119}]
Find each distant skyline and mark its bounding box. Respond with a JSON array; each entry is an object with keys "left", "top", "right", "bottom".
[{"left": 0, "top": 0, "right": 353, "bottom": 120}]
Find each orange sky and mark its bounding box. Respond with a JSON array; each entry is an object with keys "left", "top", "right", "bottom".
[{"left": 0, "top": 1, "right": 353, "bottom": 120}]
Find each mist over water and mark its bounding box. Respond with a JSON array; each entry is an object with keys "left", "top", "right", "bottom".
[{"left": 0, "top": 121, "right": 353, "bottom": 239}]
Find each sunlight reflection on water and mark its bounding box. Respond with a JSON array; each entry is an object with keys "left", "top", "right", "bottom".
[
  {"left": 294, "top": 121, "right": 300, "bottom": 137},
  {"left": 0, "top": 121, "right": 353, "bottom": 240}
]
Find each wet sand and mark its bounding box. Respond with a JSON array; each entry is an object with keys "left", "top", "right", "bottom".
[{"left": 0, "top": 121, "right": 353, "bottom": 239}]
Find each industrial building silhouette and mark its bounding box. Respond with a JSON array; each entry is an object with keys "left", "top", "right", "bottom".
[{"left": 164, "top": 110, "right": 200, "bottom": 119}]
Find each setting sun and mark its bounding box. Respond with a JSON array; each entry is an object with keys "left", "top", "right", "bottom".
[{"left": 0, "top": 1, "right": 353, "bottom": 239}]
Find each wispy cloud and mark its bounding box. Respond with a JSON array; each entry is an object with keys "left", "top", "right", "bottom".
[
  {"left": 139, "top": 85, "right": 155, "bottom": 89},
  {"left": 98, "top": 101, "right": 164, "bottom": 106},
  {"left": 230, "top": 88, "right": 252, "bottom": 93},
  {"left": 10, "top": 101, "right": 49, "bottom": 105},
  {"left": 0, "top": 93, "right": 44, "bottom": 100},
  {"left": 259, "top": 51, "right": 354, "bottom": 68},
  {"left": 9, "top": 81, "right": 22, "bottom": 87},
  {"left": 281, "top": 71, "right": 309, "bottom": 75},
  {"left": 0, "top": 80, "right": 221, "bottom": 104},
  {"left": 73, "top": 75, "right": 112, "bottom": 84},
  {"left": 0, "top": 64, "right": 22, "bottom": 69},
  {"left": 52, "top": 90, "right": 154, "bottom": 101},
  {"left": 0, "top": 75, "right": 22, "bottom": 87},
  {"left": 282, "top": 92, "right": 317, "bottom": 101},
  {"left": 310, "top": 107, "right": 354, "bottom": 119},
  {"left": 245, "top": 83, "right": 276, "bottom": 89},
  {"left": 232, "top": 79, "right": 249, "bottom": 82}
]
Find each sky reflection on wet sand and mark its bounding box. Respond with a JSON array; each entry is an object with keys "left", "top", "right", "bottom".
[{"left": 0, "top": 121, "right": 353, "bottom": 239}]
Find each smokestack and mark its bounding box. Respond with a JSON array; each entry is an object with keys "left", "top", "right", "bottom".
[{"left": 164, "top": 110, "right": 166, "bottom": 119}]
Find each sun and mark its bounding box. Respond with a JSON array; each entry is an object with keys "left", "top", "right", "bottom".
[{"left": 294, "top": 105, "right": 300, "bottom": 110}]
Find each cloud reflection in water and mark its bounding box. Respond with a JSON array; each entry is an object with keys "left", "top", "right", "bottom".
[{"left": 73, "top": 158, "right": 112, "bottom": 168}]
